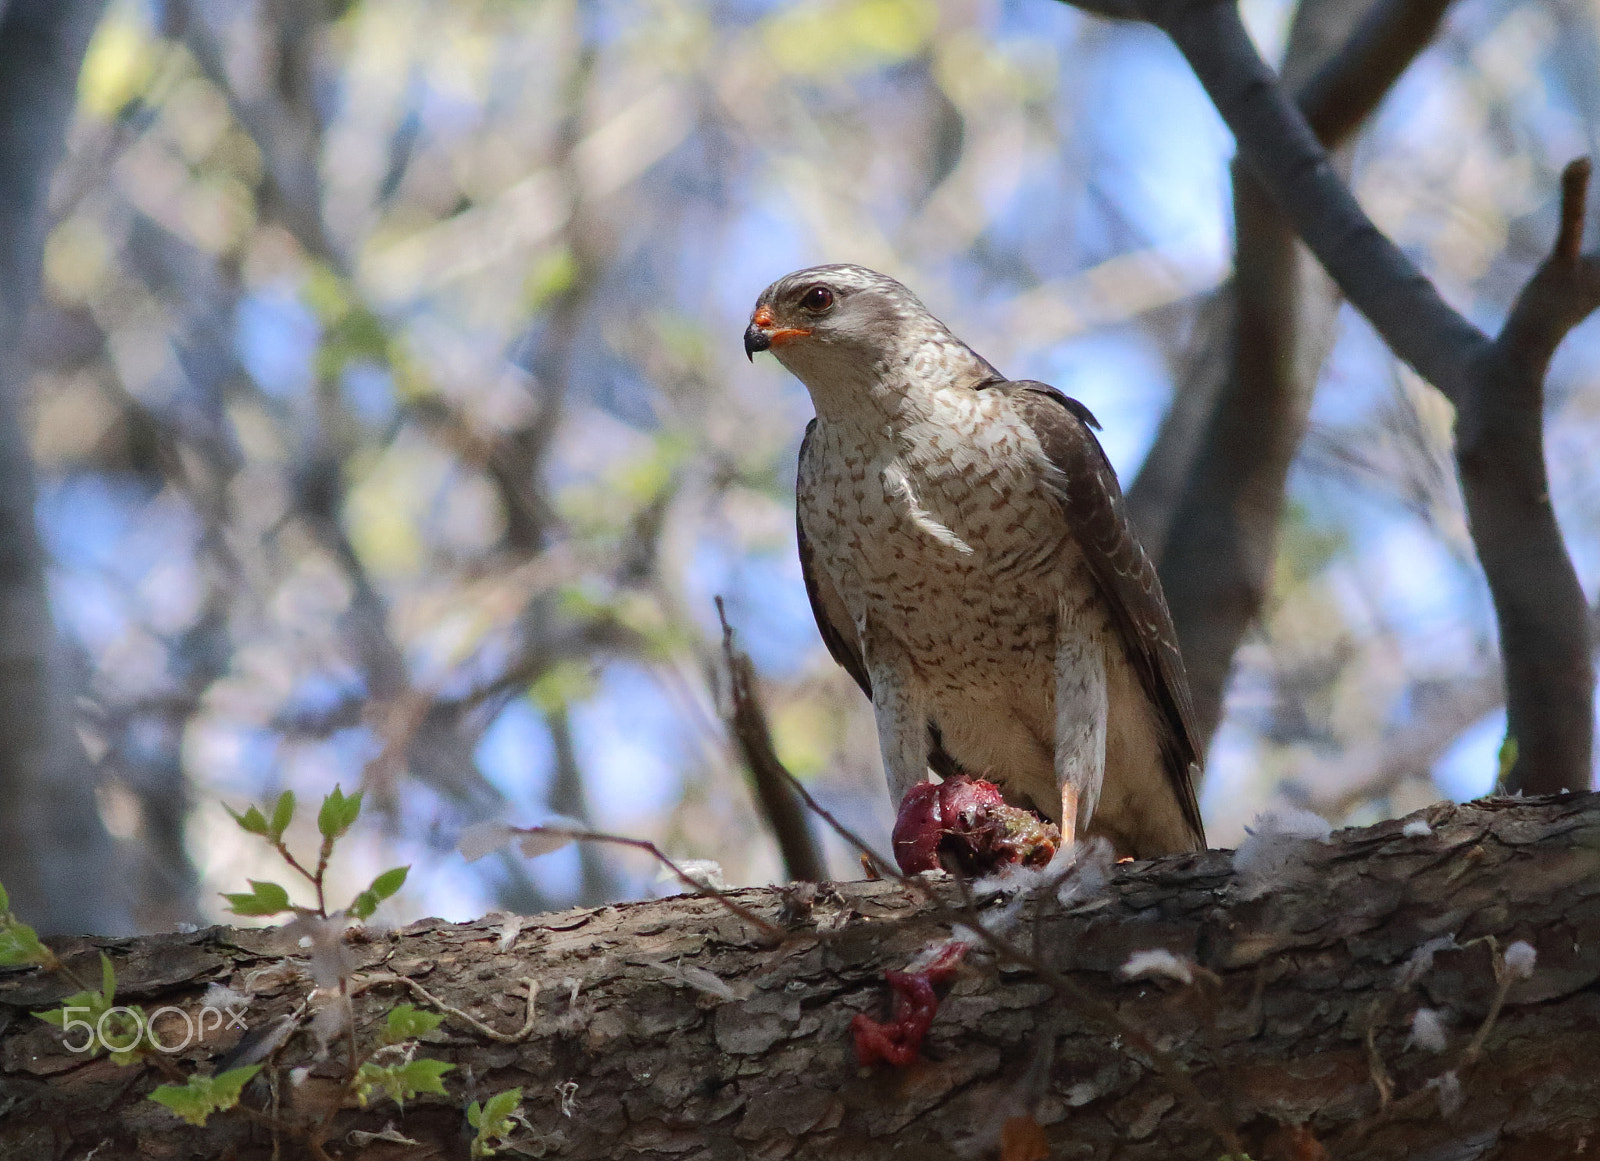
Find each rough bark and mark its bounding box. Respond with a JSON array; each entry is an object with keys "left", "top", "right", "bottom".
[
  {"left": 0, "top": 0, "right": 124, "bottom": 936},
  {"left": 3, "top": 794, "right": 1599, "bottom": 1159}
]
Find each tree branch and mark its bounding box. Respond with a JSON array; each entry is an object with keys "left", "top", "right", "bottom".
[
  {"left": 1134, "top": 0, "right": 1454, "bottom": 747},
  {"left": 1095, "top": 0, "right": 1593, "bottom": 793},
  {"left": 1457, "top": 159, "right": 1600, "bottom": 793},
  {"left": 1297, "top": 0, "right": 1453, "bottom": 145},
  {"left": 5, "top": 795, "right": 1600, "bottom": 1157}
]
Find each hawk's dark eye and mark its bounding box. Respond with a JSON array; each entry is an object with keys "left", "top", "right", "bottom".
[{"left": 799, "top": 286, "right": 834, "bottom": 312}]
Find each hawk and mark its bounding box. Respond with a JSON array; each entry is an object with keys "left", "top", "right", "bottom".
[{"left": 744, "top": 264, "right": 1205, "bottom": 864}]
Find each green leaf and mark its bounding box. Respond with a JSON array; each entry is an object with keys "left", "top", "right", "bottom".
[
  {"left": 148, "top": 1064, "right": 261, "bottom": 1126},
  {"left": 100, "top": 952, "right": 116, "bottom": 1005},
  {"left": 0, "top": 912, "right": 50, "bottom": 969},
  {"left": 222, "top": 880, "right": 293, "bottom": 917},
  {"left": 318, "top": 785, "right": 362, "bottom": 840},
  {"left": 1496, "top": 734, "right": 1519, "bottom": 792},
  {"left": 227, "top": 804, "right": 269, "bottom": 836},
  {"left": 470, "top": 1087, "right": 523, "bottom": 1157},
  {"left": 317, "top": 786, "right": 345, "bottom": 838},
  {"left": 354, "top": 1056, "right": 454, "bottom": 1108},
  {"left": 104, "top": 1006, "right": 149, "bottom": 1065},
  {"left": 382, "top": 1002, "right": 444, "bottom": 1044},
  {"left": 0, "top": 881, "right": 53, "bottom": 971},
  {"left": 348, "top": 862, "right": 408, "bottom": 921},
  {"left": 396, "top": 1057, "right": 453, "bottom": 1096},
  {"left": 268, "top": 790, "right": 296, "bottom": 841},
  {"left": 369, "top": 865, "right": 408, "bottom": 900}
]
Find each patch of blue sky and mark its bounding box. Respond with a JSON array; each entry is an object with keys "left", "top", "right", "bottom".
[
  {"left": 1308, "top": 305, "right": 1393, "bottom": 428},
  {"left": 195, "top": 726, "right": 283, "bottom": 799},
  {"left": 1290, "top": 470, "right": 1489, "bottom": 670},
  {"left": 1024, "top": 328, "right": 1172, "bottom": 478},
  {"left": 570, "top": 662, "right": 687, "bottom": 828},
  {"left": 1076, "top": 26, "right": 1231, "bottom": 255},
  {"left": 718, "top": 196, "right": 816, "bottom": 317},
  {"left": 39, "top": 474, "right": 153, "bottom": 569},
  {"left": 1433, "top": 708, "right": 1505, "bottom": 801},
  {"left": 475, "top": 697, "right": 557, "bottom": 808},
  {"left": 994, "top": 0, "right": 1081, "bottom": 42},
  {"left": 521, "top": 844, "right": 583, "bottom": 903},
  {"left": 988, "top": 169, "right": 1097, "bottom": 280},
  {"left": 413, "top": 64, "right": 487, "bottom": 141},
  {"left": 286, "top": 728, "right": 376, "bottom": 796},
  {"left": 341, "top": 361, "right": 397, "bottom": 427},
  {"left": 1438, "top": 686, "right": 1600, "bottom": 798},
  {"left": 40, "top": 478, "right": 202, "bottom": 647},
  {"left": 1197, "top": 713, "right": 1261, "bottom": 845},
  {"left": 48, "top": 571, "right": 129, "bottom": 655},
  {"left": 689, "top": 534, "right": 817, "bottom": 679},
  {"left": 390, "top": 834, "right": 496, "bottom": 925},
  {"left": 282, "top": 670, "right": 364, "bottom": 722},
  {"left": 236, "top": 287, "right": 319, "bottom": 400}
]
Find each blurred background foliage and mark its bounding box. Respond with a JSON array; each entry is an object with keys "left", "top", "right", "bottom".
[{"left": 20, "top": 0, "right": 1600, "bottom": 932}]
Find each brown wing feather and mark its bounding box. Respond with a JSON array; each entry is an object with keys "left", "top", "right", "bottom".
[
  {"left": 999, "top": 381, "right": 1206, "bottom": 847},
  {"left": 797, "top": 420, "right": 872, "bottom": 701}
]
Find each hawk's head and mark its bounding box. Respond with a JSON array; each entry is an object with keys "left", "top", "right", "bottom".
[
  {"left": 744, "top": 264, "right": 928, "bottom": 368},
  {"left": 746, "top": 264, "right": 1001, "bottom": 413}
]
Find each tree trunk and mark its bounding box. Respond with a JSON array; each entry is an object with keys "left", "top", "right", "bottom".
[
  {"left": 0, "top": 0, "right": 123, "bottom": 936},
  {"left": 3, "top": 795, "right": 1598, "bottom": 1158}
]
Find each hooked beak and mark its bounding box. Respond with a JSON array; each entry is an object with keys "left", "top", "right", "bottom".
[
  {"left": 744, "top": 304, "right": 811, "bottom": 362},
  {"left": 743, "top": 322, "right": 769, "bottom": 361}
]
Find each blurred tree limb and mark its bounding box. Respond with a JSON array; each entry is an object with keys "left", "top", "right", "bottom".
[
  {"left": 0, "top": 0, "right": 125, "bottom": 934},
  {"left": 717, "top": 598, "right": 827, "bottom": 884},
  {"left": 1105, "top": 0, "right": 1592, "bottom": 795}
]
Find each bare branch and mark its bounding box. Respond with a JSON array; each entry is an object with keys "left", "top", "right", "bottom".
[
  {"left": 1137, "top": 0, "right": 1453, "bottom": 746},
  {"left": 1145, "top": 1, "right": 1488, "bottom": 395},
  {"left": 1497, "top": 159, "right": 1600, "bottom": 380},
  {"left": 1079, "top": 0, "right": 1595, "bottom": 793},
  {"left": 1456, "top": 159, "right": 1600, "bottom": 794},
  {"left": 1297, "top": 0, "right": 1454, "bottom": 147}
]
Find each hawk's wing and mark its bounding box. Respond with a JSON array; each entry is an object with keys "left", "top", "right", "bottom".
[
  {"left": 995, "top": 380, "right": 1206, "bottom": 847},
  {"left": 797, "top": 419, "right": 872, "bottom": 701}
]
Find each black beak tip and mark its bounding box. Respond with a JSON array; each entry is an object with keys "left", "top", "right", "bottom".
[{"left": 743, "top": 324, "right": 770, "bottom": 362}]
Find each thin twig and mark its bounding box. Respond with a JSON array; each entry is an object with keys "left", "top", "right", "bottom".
[
  {"left": 354, "top": 973, "right": 541, "bottom": 1044},
  {"left": 490, "top": 823, "right": 786, "bottom": 941}
]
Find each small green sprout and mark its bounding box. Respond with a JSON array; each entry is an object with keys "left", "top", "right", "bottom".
[
  {"left": 469, "top": 1087, "right": 524, "bottom": 1158},
  {"left": 149, "top": 1065, "right": 262, "bottom": 1126}
]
